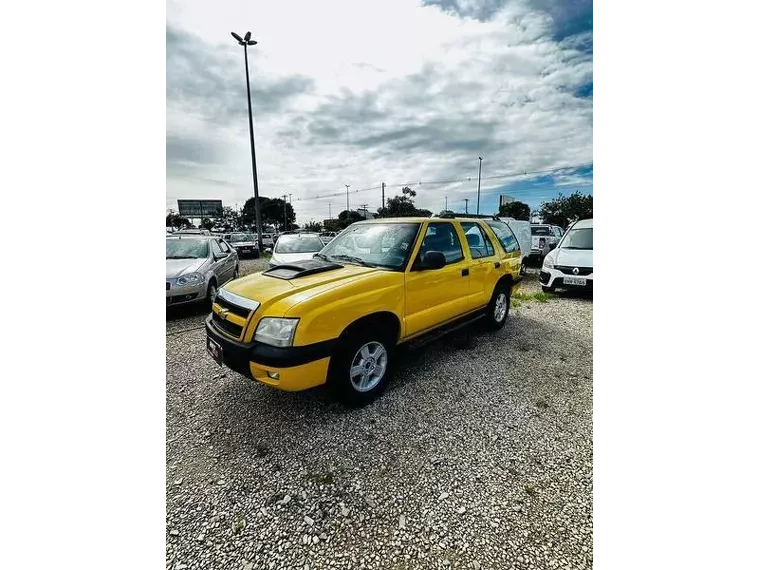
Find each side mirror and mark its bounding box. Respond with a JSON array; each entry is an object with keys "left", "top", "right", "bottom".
[{"left": 421, "top": 251, "right": 446, "bottom": 270}]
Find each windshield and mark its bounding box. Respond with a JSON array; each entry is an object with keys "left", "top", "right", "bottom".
[
  {"left": 319, "top": 223, "right": 420, "bottom": 269},
  {"left": 531, "top": 226, "right": 550, "bottom": 236},
  {"left": 274, "top": 235, "right": 325, "bottom": 253},
  {"left": 229, "top": 234, "right": 253, "bottom": 243},
  {"left": 166, "top": 238, "right": 209, "bottom": 259},
  {"left": 561, "top": 228, "right": 593, "bottom": 250}
]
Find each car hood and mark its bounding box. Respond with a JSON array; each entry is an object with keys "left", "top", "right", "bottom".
[
  {"left": 554, "top": 248, "right": 593, "bottom": 268},
  {"left": 222, "top": 262, "right": 382, "bottom": 312},
  {"left": 166, "top": 258, "right": 206, "bottom": 278},
  {"left": 271, "top": 252, "right": 319, "bottom": 264}
]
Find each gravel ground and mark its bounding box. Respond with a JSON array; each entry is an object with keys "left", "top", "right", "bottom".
[{"left": 166, "top": 267, "right": 593, "bottom": 570}]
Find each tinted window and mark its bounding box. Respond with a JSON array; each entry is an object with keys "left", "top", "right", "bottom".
[
  {"left": 166, "top": 238, "right": 209, "bottom": 259},
  {"left": 486, "top": 220, "right": 519, "bottom": 253},
  {"left": 460, "top": 222, "right": 495, "bottom": 258},
  {"left": 418, "top": 222, "right": 463, "bottom": 264},
  {"left": 531, "top": 226, "right": 550, "bottom": 236}
]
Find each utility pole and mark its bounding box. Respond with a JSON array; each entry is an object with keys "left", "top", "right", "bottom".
[
  {"left": 345, "top": 185, "right": 350, "bottom": 212},
  {"left": 381, "top": 182, "right": 386, "bottom": 213},
  {"left": 464, "top": 198, "right": 469, "bottom": 214},
  {"left": 282, "top": 195, "right": 288, "bottom": 232},
  {"left": 288, "top": 193, "right": 292, "bottom": 230},
  {"left": 328, "top": 203, "right": 332, "bottom": 219},
  {"left": 445, "top": 196, "right": 448, "bottom": 210},
  {"left": 476, "top": 156, "right": 483, "bottom": 215},
  {"left": 360, "top": 203, "right": 369, "bottom": 219}
]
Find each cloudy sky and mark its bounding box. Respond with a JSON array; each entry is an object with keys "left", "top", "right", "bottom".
[{"left": 167, "top": 0, "right": 592, "bottom": 222}]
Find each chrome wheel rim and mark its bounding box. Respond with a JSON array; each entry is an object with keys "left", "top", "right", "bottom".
[
  {"left": 494, "top": 292, "right": 508, "bottom": 322},
  {"left": 349, "top": 342, "right": 388, "bottom": 392}
]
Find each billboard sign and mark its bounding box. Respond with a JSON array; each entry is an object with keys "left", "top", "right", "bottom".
[
  {"left": 499, "top": 194, "right": 515, "bottom": 207},
  {"left": 177, "top": 200, "right": 223, "bottom": 218}
]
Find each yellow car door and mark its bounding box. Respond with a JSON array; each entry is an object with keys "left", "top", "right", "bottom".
[
  {"left": 458, "top": 221, "right": 500, "bottom": 311},
  {"left": 404, "top": 221, "right": 471, "bottom": 338}
]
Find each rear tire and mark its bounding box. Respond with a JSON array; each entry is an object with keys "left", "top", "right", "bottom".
[
  {"left": 328, "top": 331, "right": 395, "bottom": 407},
  {"left": 484, "top": 281, "right": 511, "bottom": 331}
]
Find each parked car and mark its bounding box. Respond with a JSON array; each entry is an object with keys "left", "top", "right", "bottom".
[
  {"left": 319, "top": 231, "right": 338, "bottom": 245},
  {"left": 269, "top": 233, "right": 325, "bottom": 267},
  {"left": 175, "top": 228, "right": 211, "bottom": 236},
  {"left": 166, "top": 235, "right": 239, "bottom": 308},
  {"left": 205, "top": 217, "right": 522, "bottom": 405},
  {"left": 261, "top": 234, "right": 275, "bottom": 248},
  {"left": 540, "top": 219, "right": 593, "bottom": 293},
  {"left": 225, "top": 232, "right": 260, "bottom": 258},
  {"left": 529, "top": 224, "right": 561, "bottom": 260}
]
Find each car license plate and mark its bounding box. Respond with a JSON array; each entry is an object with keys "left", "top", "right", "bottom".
[
  {"left": 207, "top": 336, "right": 223, "bottom": 366},
  {"left": 564, "top": 276, "right": 587, "bottom": 286}
]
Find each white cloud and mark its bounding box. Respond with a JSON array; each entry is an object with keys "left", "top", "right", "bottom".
[{"left": 166, "top": 0, "right": 592, "bottom": 220}]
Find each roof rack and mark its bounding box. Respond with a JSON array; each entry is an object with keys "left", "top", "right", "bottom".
[{"left": 436, "top": 212, "right": 499, "bottom": 220}]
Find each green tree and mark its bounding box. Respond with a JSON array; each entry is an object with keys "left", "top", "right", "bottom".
[
  {"left": 498, "top": 200, "right": 531, "bottom": 221},
  {"left": 219, "top": 207, "right": 242, "bottom": 231},
  {"left": 337, "top": 210, "right": 364, "bottom": 229},
  {"left": 323, "top": 219, "right": 342, "bottom": 232},
  {"left": 303, "top": 221, "right": 322, "bottom": 232},
  {"left": 539, "top": 192, "right": 593, "bottom": 228},
  {"left": 377, "top": 186, "right": 429, "bottom": 218},
  {"left": 166, "top": 211, "right": 191, "bottom": 230},
  {"left": 200, "top": 218, "right": 215, "bottom": 230},
  {"left": 242, "top": 196, "right": 296, "bottom": 230}
]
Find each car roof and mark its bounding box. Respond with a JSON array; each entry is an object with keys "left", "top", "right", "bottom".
[
  {"left": 571, "top": 219, "right": 593, "bottom": 229},
  {"left": 166, "top": 234, "right": 211, "bottom": 240}
]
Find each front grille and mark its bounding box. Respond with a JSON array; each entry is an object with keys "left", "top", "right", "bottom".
[
  {"left": 215, "top": 295, "right": 252, "bottom": 319},
  {"left": 212, "top": 312, "right": 244, "bottom": 338},
  {"left": 555, "top": 265, "right": 593, "bottom": 276}
]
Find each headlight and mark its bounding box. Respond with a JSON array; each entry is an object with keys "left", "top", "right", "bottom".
[
  {"left": 543, "top": 257, "right": 555, "bottom": 269},
  {"left": 176, "top": 272, "right": 204, "bottom": 285},
  {"left": 254, "top": 317, "right": 299, "bottom": 347}
]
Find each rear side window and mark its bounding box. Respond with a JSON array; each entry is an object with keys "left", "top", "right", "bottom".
[
  {"left": 485, "top": 220, "right": 520, "bottom": 253},
  {"left": 531, "top": 226, "right": 550, "bottom": 236},
  {"left": 460, "top": 222, "right": 495, "bottom": 258}
]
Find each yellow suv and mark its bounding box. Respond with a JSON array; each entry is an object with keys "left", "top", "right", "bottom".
[{"left": 205, "top": 216, "right": 522, "bottom": 405}]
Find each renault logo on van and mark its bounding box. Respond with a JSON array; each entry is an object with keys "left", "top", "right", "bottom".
[{"left": 572, "top": 267, "right": 580, "bottom": 275}]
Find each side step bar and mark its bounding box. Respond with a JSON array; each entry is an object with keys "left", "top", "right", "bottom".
[{"left": 402, "top": 310, "right": 486, "bottom": 351}]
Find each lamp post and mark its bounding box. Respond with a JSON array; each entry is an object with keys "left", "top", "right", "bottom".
[
  {"left": 476, "top": 156, "right": 483, "bottom": 215},
  {"left": 345, "top": 185, "right": 350, "bottom": 212},
  {"left": 231, "top": 31, "right": 264, "bottom": 252}
]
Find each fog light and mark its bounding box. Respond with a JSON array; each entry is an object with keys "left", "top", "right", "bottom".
[{"left": 266, "top": 371, "right": 280, "bottom": 380}]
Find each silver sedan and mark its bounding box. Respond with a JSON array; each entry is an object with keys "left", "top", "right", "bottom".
[{"left": 166, "top": 235, "right": 239, "bottom": 307}]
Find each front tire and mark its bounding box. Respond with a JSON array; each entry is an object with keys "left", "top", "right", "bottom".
[
  {"left": 484, "top": 281, "right": 511, "bottom": 331},
  {"left": 328, "top": 332, "right": 394, "bottom": 407}
]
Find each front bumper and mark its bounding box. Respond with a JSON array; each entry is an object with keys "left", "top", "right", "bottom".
[
  {"left": 539, "top": 267, "right": 594, "bottom": 290},
  {"left": 205, "top": 316, "right": 336, "bottom": 391},
  {"left": 166, "top": 280, "right": 206, "bottom": 306}
]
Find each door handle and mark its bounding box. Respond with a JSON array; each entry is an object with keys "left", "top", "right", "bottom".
[
  {"left": 461, "top": 268, "right": 469, "bottom": 277},
  {"left": 494, "top": 262, "right": 501, "bottom": 268}
]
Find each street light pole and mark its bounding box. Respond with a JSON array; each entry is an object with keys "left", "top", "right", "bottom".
[
  {"left": 232, "top": 31, "right": 264, "bottom": 252},
  {"left": 345, "top": 185, "right": 350, "bottom": 212},
  {"left": 282, "top": 195, "right": 288, "bottom": 232},
  {"left": 476, "top": 156, "right": 483, "bottom": 215},
  {"left": 464, "top": 198, "right": 469, "bottom": 214}
]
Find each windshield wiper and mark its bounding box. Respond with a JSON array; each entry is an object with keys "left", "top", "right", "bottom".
[
  {"left": 313, "top": 253, "right": 331, "bottom": 262},
  {"left": 329, "top": 254, "right": 374, "bottom": 267},
  {"left": 167, "top": 255, "right": 195, "bottom": 259}
]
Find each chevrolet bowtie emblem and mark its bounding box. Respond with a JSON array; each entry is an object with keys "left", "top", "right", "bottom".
[{"left": 218, "top": 308, "right": 230, "bottom": 320}]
